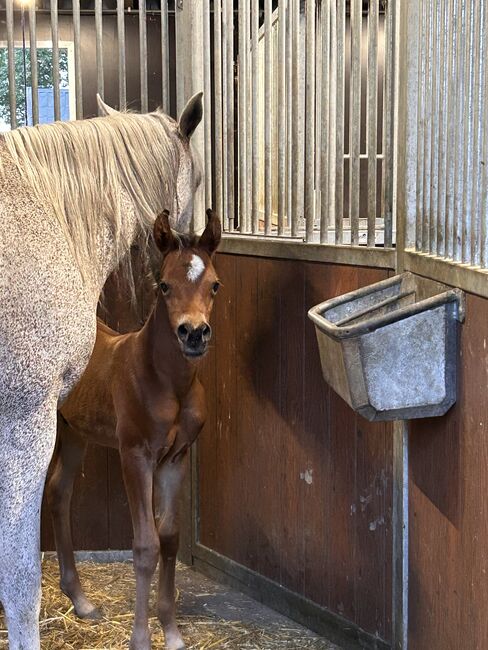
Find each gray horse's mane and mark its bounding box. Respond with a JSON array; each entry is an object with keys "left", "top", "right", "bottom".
[{"left": 3, "top": 111, "right": 180, "bottom": 281}]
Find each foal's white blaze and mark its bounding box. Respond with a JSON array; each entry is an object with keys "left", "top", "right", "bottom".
[{"left": 187, "top": 254, "right": 205, "bottom": 282}]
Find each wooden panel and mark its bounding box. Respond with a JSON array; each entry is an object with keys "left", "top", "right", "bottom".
[
  {"left": 409, "top": 291, "right": 488, "bottom": 650},
  {"left": 198, "top": 253, "right": 393, "bottom": 642}
]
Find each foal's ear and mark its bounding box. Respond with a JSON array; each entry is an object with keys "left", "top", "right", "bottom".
[
  {"left": 178, "top": 92, "right": 203, "bottom": 139},
  {"left": 199, "top": 209, "right": 222, "bottom": 256},
  {"left": 153, "top": 210, "right": 178, "bottom": 254}
]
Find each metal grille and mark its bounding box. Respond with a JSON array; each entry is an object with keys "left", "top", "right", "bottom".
[
  {"left": 407, "top": 0, "right": 488, "bottom": 269},
  {"left": 212, "top": 0, "right": 396, "bottom": 247}
]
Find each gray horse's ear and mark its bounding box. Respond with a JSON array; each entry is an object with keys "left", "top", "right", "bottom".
[
  {"left": 199, "top": 209, "right": 221, "bottom": 256},
  {"left": 178, "top": 91, "right": 203, "bottom": 139},
  {"left": 153, "top": 210, "right": 178, "bottom": 254},
  {"left": 97, "top": 94, "right": 119, "bottom": 116}
]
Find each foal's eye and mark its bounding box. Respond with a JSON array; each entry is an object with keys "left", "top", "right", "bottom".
[
  {"left": 160, "top": 282, "right": 170, "bottom": 295},
  {"left": 211, "top": 282, "right": 221, "bottom": 295}
]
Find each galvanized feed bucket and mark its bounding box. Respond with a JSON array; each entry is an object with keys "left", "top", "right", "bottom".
[{"left": 308, "top": 272, "right": 465, "bottom": 421}]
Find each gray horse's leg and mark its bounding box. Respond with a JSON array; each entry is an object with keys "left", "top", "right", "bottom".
[
  {"left": 47, "top": 416, "right": 101, "bottom": 619},
  {"left": 0, "top": 405, "right": 57, "bottom": 650}
]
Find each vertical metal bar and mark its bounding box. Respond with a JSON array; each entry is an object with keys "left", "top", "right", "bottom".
[
  {"left": 251, "top": 0, "right": 259, "bottom": 233},
  {"left": 190, "top": 2, "right": 206, "bottom": 234},
  {"left": 286, "top": 0, "right": 293, "bottom": 229},
  {"left": 264, "top": 0, "right": 272, "bottom": 234},
  {"left": 51, "top": 0, "right": 61, "bottom": 121},
  {"left": 471, "top": 0, "right": 484, "bottom": 267},
  {"left": 444, "top": 0, "right": 457, "bottom": 260},
  {"left": 246, "top": 5, "right": 253, "bottom": 232},
  {"left": 481, "top": 0, "right": 488, "bottom": 268},
  {"left": 367, "top": 0, "right": 378, "bottom": 247},
  {"left": 238, "top": 0, "right": 248, "bottom": 231},
  {"left": 225, "top": 0, "right": 235, "bottom": 232},
  {"left": 222, "top": 0, "right": 228, "bottom": 229},
  {"left": 95, "top": 0, "right": 104, "bottom": 105},
  {"left": 161, "top": 0, "right": 169, "bottom": 113},
  {"left": 28, "top": 2, "right": 39, "bottom": 125},
  {"left": 453, "top": 0, "right": 467, "bottom": 261},
  {"left": 204, "top": 0, "right": 213, "bottom": 211},
  {"left": 335, "top": 0, "right": 345, "bottom": 244},
  {"left": 319, "top": 0, "right": 330, "bottom": 244},
  {"left": 6, "top": 0, "right": 15, "bottom": 129},
  {"left": 436, "top": 0, "right": 449, "bottom": 257},
  {"left": 429, "top": 0, "right": 440, "bottom": 255},
  {"left": 278, "top": 0, "right": 287, "bottom": 236},
  {"left": 117, "top": 0, "right": 126, "bottom": 110},
  {"left": 304, "top": 0, "right": 315, "bottom": 242},
  {"left": 214, "top": 0, "right": 224, "bottom": 221},
  {"left": 328, "top": 0, "right": 337, "bottom": 240},
  {"left": 421, "top": 0, "right": 432, "bottom": 253},
  {"left": 291, "top": 0, "right": 300, "bottom": 237},
  {"left": 415, "top": 1, "right": 426, "bottom": 252},
  {"left": 382, "top": 0, "right": 394, "bottom": 248},
  {"left": 350, "top": 0, "right": 361, "bottom": 246},
  {"left": 461, "top": 0, "right": 474, "bottom": 264},
  {"left": 139, "top": 0, "right": 148, "bottom": 112}
]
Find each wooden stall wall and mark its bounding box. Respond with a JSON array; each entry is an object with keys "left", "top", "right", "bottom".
[
  {"left": 197, "top": 253, "right": 394, "bottom": 644},
  {"left": 409, "top": 290, "right": 488, "bottom": 650}
]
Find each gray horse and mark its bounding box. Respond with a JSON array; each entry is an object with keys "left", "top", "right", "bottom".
[{"left": 0, "top": 92, "right": 203, "bottom": 650}]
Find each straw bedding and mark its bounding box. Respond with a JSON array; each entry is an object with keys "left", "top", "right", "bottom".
[{"left": 0, "top": 559, "right": 340, "bottom": 649}]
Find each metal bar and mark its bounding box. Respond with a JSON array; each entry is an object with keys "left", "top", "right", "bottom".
[
  {"left": 246, "top": 4, "right": 253, "bottom": 232},
  {"left": 222, "top": 0, "right": 229, "bottom": 229},
  {"left": 28, "top": 2, "right": 39, "bottom": 125},
  {"left": 470, "top": 0, "right": 484, "bottom": 267},
  {"left": 139, "top": 0, "right": 148, "bottom": 113},
  {"left": 328, "top": 0, "right": 337, "bottom": 238},
  {"left": 421, "top": 0, "right": 432, "bottom": 252},
  {"left": 366, "top": 0, "right": 378, "bottom": 248},
  {"left": 6, "top": 0, "right": 15, "bottom": 129},
  {"left": 251, "top": 0, "right": 260, "bottom": 233},
  {"left": 51, "top": 0, "right": 61, "bottom": 121},
  {"left": 462, "top": 0, "right": 475, "bottom": 264},
  {"left": 278, "top": 0, "right": 287, "bottom": 236},
  {"left": 335, "top": 0, "right": 345, "bottom": 244},
  {"left": 382, "top": 0, "right": 394, "bottom": 248},
  {"left": 214, "top": 0, "right": 224, "bottom": 221},
  {"left": 286, "top": 0, "right": 293, "bottom": 229},
  {"left": 428, "top": 0, "right": 440, "bottom": 255},
  {"left": 304, "top": 0, "right": 315, "bottom": 242},
  {"left": 444, "top": 0, "right": 457, "bottom": 259},
  {"left": 436, "top": 0, "right": 448, "bottom": 257},
  {"left": 238, "top": 0, "right": 246, "bottom": 229},
  {"left": 453, "top": 0, "right": 467, "bottom": 261},
  {"left": 291, "top": 0, "right": 300, "bottom": 237},
  {"left": 204, "top": 0, "right": 212, "bottom": 211},
  {"left": 319, "top": 0, "right": 330, "bottom": 244},
  {"left": 160, "top": 0, "right": 169, "bottom": 113},
  {"left": 95, "top": 0, "right": 104, "bottom": 104},
  {"left": 225, "top": 0, "right": 235, "bottom": 232},
  {"left": 482, "top": 0, "right": 488, "bottom": 268},
  {"left": 349, "top": 0, "right": 361, "bottom": 246},
  {"left": 117, "top": 0, "right": 126, "bottom": 110},
  {"left": 264, "top": 0, "right": 272, "bottom": 234},
  {"left": 414, "top": 0, "right": 425, "bottom": 252}
]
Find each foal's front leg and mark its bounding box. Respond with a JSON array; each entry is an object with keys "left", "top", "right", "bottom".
[
  {"left": 154, "top": 451, "right": 188, "bottom": 650},
  {"left": 120, "top": 443, "right": 159, "bottom": 650}
]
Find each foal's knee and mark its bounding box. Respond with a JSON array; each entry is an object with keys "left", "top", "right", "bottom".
[
  {"left": 133, "top": 541, "right": 160, "bottom": 575},
  {"left": 158, "top": 519, "right": 179, "bottom": 558}
]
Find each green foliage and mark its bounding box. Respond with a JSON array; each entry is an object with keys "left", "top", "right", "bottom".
[{"left": 0, "top": 46, "right": 69, "bottom": 127}]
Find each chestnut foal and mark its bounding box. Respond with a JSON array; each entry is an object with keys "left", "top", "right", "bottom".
[{"left": 46, "top": 209, "right": 221, "bottom": 650}]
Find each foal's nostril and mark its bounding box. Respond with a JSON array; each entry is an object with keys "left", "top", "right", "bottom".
[
  {"left": 202, "top": 324, "right": 212, "bottom": 341},
  {"left": 177, "top": 323, "right": 190, "bottom": 342}
]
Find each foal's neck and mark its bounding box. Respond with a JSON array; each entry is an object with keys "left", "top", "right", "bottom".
[{"left": 140, "top": 294, "right": 198, "bottom": 394}]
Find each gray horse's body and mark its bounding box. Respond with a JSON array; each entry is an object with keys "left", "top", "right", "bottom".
[{"left": 0, "top": 95, "right": 202, "bottom": 649}]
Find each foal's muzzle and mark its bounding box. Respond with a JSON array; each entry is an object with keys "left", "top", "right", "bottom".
[{"left": 177, "top": 322, "right": 212, "bottom": 357}]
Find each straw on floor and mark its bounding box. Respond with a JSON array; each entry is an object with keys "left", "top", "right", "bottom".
[{"left": 0, "top": 559, "right": 337, "bottom": 649}]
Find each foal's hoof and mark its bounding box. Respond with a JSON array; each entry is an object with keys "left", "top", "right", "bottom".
[
  {"left": 164, "top": 625, "right": 186, "bottom": 650},
  {"left": 76, "top": 605, "right": 103, "bottom": 620}
]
